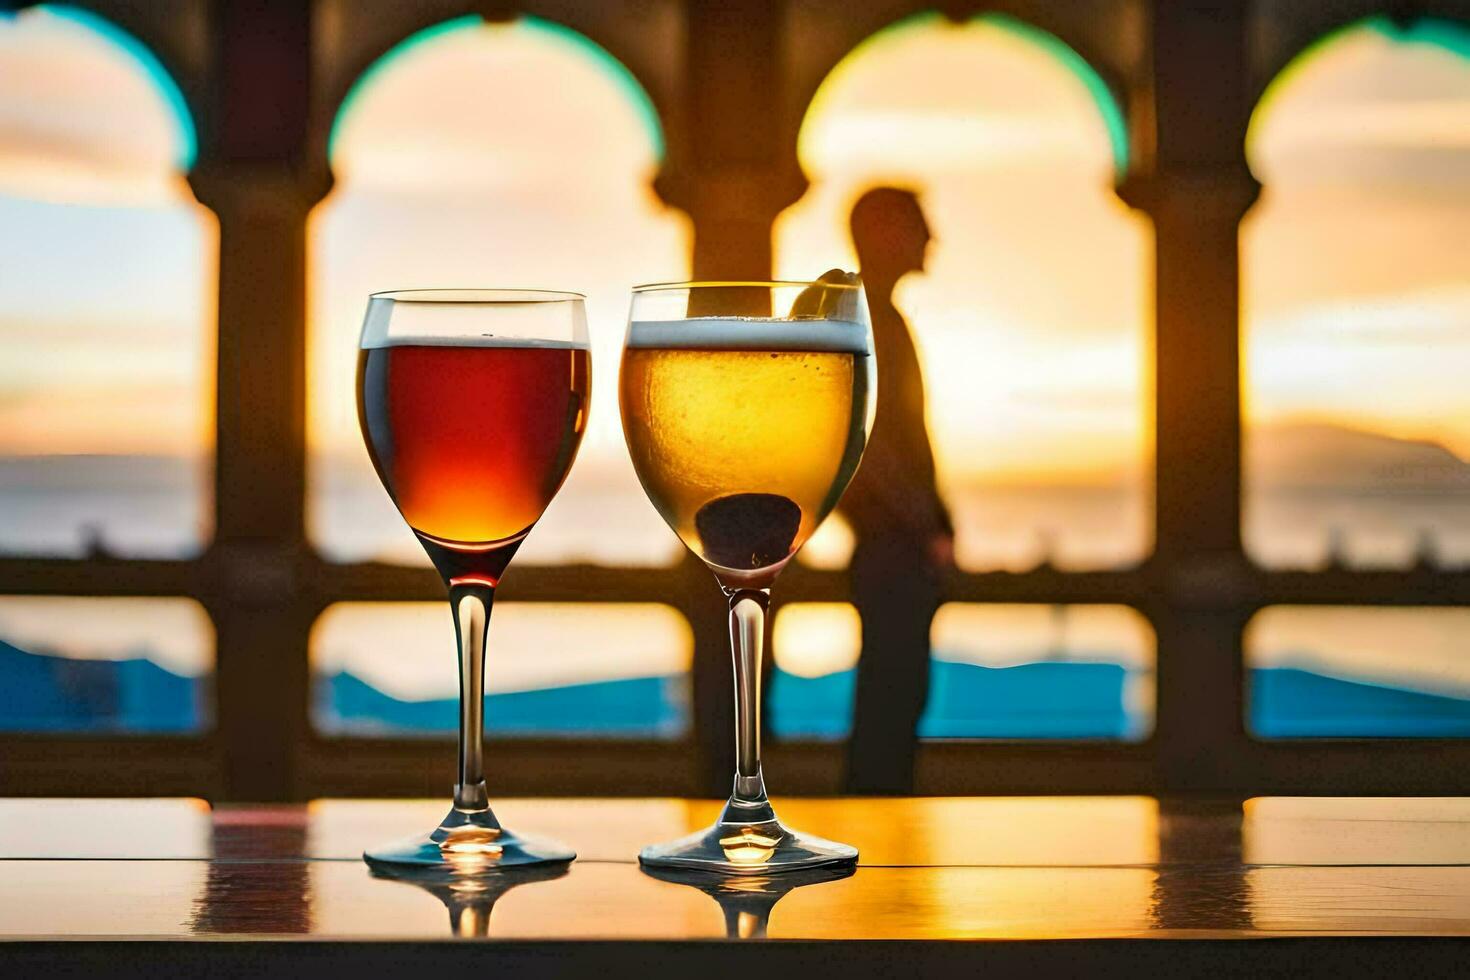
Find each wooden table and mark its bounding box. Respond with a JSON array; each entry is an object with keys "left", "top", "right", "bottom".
[{"left": 2, "top": 797, "right": 1467, "bottom": 975}]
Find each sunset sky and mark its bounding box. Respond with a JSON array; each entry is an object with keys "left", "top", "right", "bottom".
[
  {"left": 4, "top": 8, "right": 1465, "bottom": 492},
  {"left": 0, "top": 5, "right": 213, "bottom": 461},
  {"left": 1243, "top": 19, "right": 1470, "bottom": 460}
]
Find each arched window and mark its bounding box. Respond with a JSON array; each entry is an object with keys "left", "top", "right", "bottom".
[
  {"left": 309, "top": 14, "right": 690, "bottom": 567},
  {"left": 306, "top": 15, "right": 693, "bottom": 738},
  {"left": 777, "top": 12, "right": 1150, "bottom": 573},
  {"left": 1244, "top": 16, "right": 1470, "bottom": 571},
  {"left": 0, "top": 6, "right": 214, "bottom": 734},
  {"left": 1242, "top": 17, "right": 1470, "bottom": 739},
  {"left": 0, "top": 4, "right": 214, "bottom": 559},
  {"left": 770, "top": 14, "right": 1154, "bottom": 740}
]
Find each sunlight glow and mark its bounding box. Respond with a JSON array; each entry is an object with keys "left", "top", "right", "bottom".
[
  {"left": 772, "top": 604, "right": 861, "bottom": 678},
  {"left": 1245, "top": 797, "right": 1470, "bottom": 865},
  {"left": 796, "top": 510, "right": 856, "bottom": 568},
  {"left": 779, "top": 866, "right": 1156, "bottom": 939},
  {"left": 931, "top": 603, "right": 1153, "bottom": 670},
  {"left": 769, "top": 600, "right": 1154, "bottom": 730},
  {"left": 877, "top": 796, "right": 1159, "bottom": 868}
]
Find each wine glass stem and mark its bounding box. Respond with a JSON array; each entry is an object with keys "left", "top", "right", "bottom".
[
  {"left": 450, "top": 582, "right": 494, "bottom": 811},
  {"left": 728, "top": 588, "right": 771, "bottom": 807}
]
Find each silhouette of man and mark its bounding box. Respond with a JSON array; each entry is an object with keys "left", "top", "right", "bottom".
[{"left": 842, "top": 187, "right": 953, "bottom": 794}]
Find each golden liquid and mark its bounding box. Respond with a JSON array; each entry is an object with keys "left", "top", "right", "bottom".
[{"left": 620, "top": 343, "right": 871, "bottom": 573}]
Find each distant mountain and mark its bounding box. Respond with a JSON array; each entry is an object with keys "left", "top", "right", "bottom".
[
  {"left": 774, "top": 660, "right": 1470, "bottom": 741},
  {"left": 923, "top": 661, "right": 1136, "bottom": 739},
  {"left": 7, "top": 638, "right": 1470, "bottom": 740},
  {"left": 322, "top": 661, "right": 1138, "bottom": 741},
  {"left": 1250, "top": 422, "right": 1470, "bottom": 493},
  {"left": 0, "top": 640, "right": 201, "bottom": 732},
  {"left": 769, "top": 668, "right": 856, "bottom": 739},
  {"left": 770, "top": 660, "right": 1135, "bottom": 740},
  {"left": 317, "top": 670, "right": 687, "bottom": 738},
  {"left": 1252, "top": 666, "right": 1470, "bottom": 737}
]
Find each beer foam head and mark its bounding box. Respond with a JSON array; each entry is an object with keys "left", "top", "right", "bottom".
[{"left": 627, "top": 317, "right": 870, "bottom": 353}]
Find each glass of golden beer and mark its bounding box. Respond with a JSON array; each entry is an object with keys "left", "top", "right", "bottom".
[
  {"left": 620, "top": 278, "right": 874, "bottom": 874},
  {"left": 358, "top": 289, "right": 589, "bottom": 871}
]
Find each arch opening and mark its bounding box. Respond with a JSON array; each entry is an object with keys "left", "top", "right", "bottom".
[
  {"left": 308, "top": 13, "right": 690, "bottom": 568},
  {"left": 0, "top": 3, "right": 215, "bottom": 562},
  {"left": 779, "top": 12, "right": 1153, "bottom": 575},
  {"left": 0, "top": 5, "right": 215, "bottom": 732},
  {"left": 1243, "top": 16, "right": 1470, "bottom": 572},
  {"left": 1241, "top": 16, "right": 1470, "bottom": 738},
  {"left": 306, "top": 14, "right": 692, "bottom": 738},
  {"left": 773, "top": 12, "right": 1154, "bottom": 742}
]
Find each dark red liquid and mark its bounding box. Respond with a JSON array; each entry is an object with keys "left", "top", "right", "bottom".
[{"left": 358, "top": 343, "right": 589, "bottom": 583}]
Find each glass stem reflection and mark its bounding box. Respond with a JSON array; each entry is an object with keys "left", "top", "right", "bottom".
[
  {"left": 727, "top": 589, "right": 773, "bottom": 818},
  {"left": 450, "top": 582, "right": 494, "bottom": 811}
]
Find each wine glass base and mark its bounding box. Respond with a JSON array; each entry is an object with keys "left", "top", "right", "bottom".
[
  {"left": 364, "top": 806, "right": 575, "bottom": 871},
  {"left": 639, "top": 818, "right": 857, "bottom": 876}
]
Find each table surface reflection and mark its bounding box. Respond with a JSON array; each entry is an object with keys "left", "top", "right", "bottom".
[{"left": 3, "top": 796, "right": 1469, "bottom": 950}]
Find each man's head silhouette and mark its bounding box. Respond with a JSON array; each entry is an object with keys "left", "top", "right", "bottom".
[{"left": 850, "top": 186, "right": 930, "bottom": 288}]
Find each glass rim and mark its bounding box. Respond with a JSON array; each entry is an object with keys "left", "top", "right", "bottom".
[
  {"left": 631, "top": 279, "right": 862, "bottom": 293},
  {"left": 369, "top": 288, "right": 586, "bottom": 304}
]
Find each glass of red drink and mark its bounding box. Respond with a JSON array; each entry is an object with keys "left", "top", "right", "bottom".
[{"left": 357, "top": 289, "right": 589, "bottom": 871}]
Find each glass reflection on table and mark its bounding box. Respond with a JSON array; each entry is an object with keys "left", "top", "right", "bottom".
[
  {"left": 369, "top": 856, "right": 569, "bottom": 938},
  {"left": 641, "top": 863, "right": 855, "bottom": 939}
]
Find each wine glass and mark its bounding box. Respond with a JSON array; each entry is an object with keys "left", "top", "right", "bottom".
[
  {"left": 357, "top": 288, "right": 589, "bottom": 870},
  {"left": 619, "top": 277, "right": 874, "bottom": 873}
]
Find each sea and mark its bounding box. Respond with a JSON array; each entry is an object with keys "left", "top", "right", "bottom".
[
  {"left": 5, "top": 448, "right": 1468, "bottom": 569},
  {"left": 2, "top": 443, "right": 1469, "bottom": 738},
  {"left": 5, "top": 635, "right": 1470, "bottom": 739}
]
